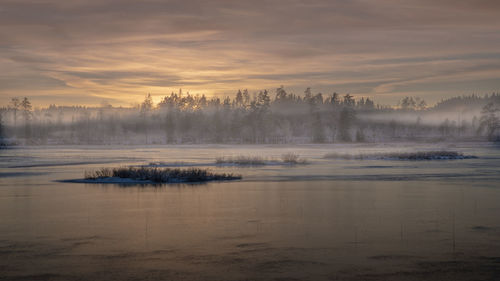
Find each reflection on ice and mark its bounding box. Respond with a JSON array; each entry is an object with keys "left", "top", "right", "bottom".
[{"left": 0, "top": 143, "right": 499, "bottom": 280}]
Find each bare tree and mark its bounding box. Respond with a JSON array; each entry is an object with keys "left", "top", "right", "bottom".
[
  {"left": 140, "top": 94, "right": 153, "bottom": 143},
  {"left": 10, "top": 97, "right": 21, "bottom": 127},
  {"left": 0, "top": 108, "right": 4, "bottom": 145}
]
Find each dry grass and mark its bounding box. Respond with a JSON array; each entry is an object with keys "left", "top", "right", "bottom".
[
  {"left": 216, "top": 153, "right": 308, "bottom": 165},
  {"left": 280, "top": 152, "right": 309, "bottom": 164},
  {"left": 215, "top": 155, "right": 267, "bottom": 165},
  {"left": 84, "top": 166, "right": 241, "bottom": 183},
  {"left": 323, "top": 151, "right": 477, "bottom": 160}
]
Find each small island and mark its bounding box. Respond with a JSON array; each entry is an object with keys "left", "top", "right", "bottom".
[
  {"left": 324, "top": 151, "right": 478, "bottom": 161},
  {"left": 68, "top": 167, "right": 241, "bottom": 184}
]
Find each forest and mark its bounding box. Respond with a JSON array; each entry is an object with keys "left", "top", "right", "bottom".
[{"left": 1, "top": 87, "right": 499, "bottom": 145}]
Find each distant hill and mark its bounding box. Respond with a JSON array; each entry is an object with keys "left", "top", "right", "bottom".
[{"left": 431, "top": 93, "right": 500, "bottom": 112}]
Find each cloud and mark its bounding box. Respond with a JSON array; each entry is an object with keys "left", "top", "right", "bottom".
[
  {"left": 0, "top": 75, "right": 68, "bottom": 90},
  {"left": 0, "top": 0, "right": 499, "bottom": 106}
]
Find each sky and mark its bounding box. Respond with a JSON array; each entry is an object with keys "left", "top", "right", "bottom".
[{"left": 1, "top": 0, "right": 500, "bottom": 107}]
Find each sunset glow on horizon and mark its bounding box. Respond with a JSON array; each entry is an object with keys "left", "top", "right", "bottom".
[{"left": 1, "top": 0, "right": 500, "bottom": 107}]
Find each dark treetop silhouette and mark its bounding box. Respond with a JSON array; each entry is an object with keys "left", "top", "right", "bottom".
[{"left": 1, "top": 88, "right": 499, "bottom": 145}]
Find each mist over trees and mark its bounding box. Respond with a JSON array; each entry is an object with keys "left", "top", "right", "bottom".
[
  {"left": 0, "top": 108, "right": 5, "bottom": 147},
  {"left": 1, "top": 89, "right": 499, "bottom": 145},
  {"left": 478, "top": 102, "right": 500, "bottom": 141}
]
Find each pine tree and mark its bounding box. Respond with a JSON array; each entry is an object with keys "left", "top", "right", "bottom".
[
  {"left": 479, "top": 102, "right": 500, "bottom": 141},
  {"left": 21, "top": 97, "right": 32, "bottom": 140}
]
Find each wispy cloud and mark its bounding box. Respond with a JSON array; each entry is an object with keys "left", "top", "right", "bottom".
[{"left": 1, "top": 0, "right": 499, "bottom": 106}]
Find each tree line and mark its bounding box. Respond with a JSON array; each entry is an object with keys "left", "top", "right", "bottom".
[{"left": 0, "top": 88, "right": 499, "bottom": 145}]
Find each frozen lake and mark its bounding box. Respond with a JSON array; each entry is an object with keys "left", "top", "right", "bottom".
[{"left": 1, "top": 143, "right": 500, "bottom": 280}]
